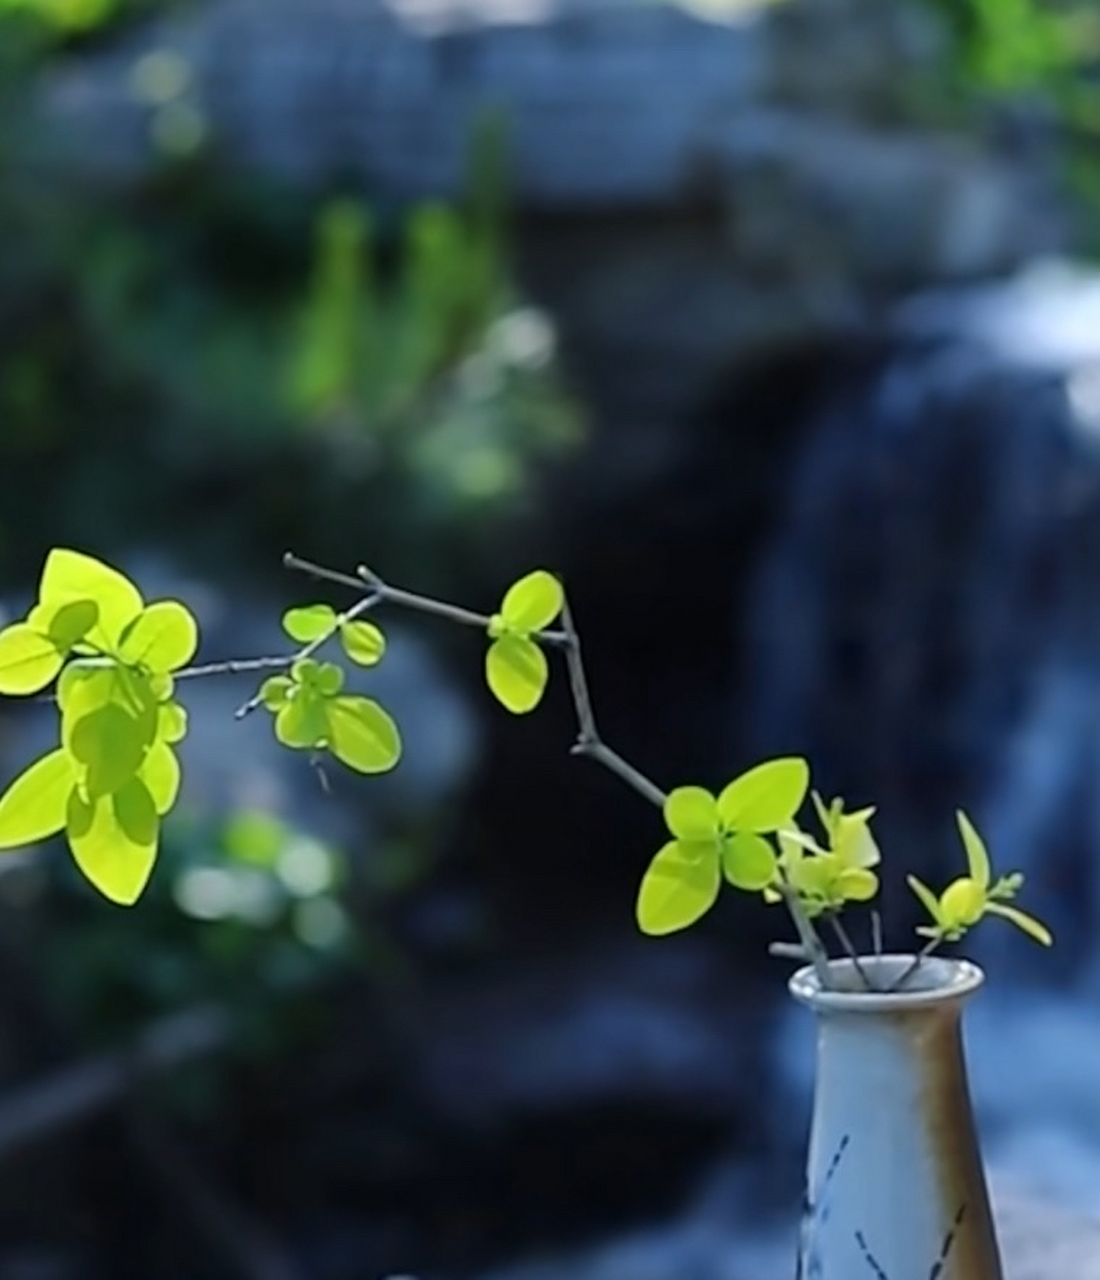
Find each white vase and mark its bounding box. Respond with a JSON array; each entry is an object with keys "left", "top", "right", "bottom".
[{"left": 791, "top": 954, "right": 1002, "bottom": 1280}]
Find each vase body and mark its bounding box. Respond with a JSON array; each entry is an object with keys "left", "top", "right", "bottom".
[{"left": 791, "top": 955, "right": 1002, "bottom": 1280}]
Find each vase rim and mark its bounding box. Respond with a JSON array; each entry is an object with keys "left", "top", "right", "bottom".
[{"left": 789, "top": 954, "right": 985, "bottom": 1012}]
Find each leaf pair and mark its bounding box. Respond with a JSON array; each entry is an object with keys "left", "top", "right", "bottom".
[
  {"left": 635, "top": 758, "right": 809, "bottom": 936},
  {"left": 0, "top": 550, "right": 196, "bottom": 905},
  {"left": 261, "top": 660, "right": 400, "bottom": 775},
  {"left": 908, "top": 811, "right": 1052, "bottom": 947},
  {"left": 282, "top": 604, "right": 385, "bottom": 667},
  {"left": 485, "top": 570, "right": 563, "bottom": 713}
]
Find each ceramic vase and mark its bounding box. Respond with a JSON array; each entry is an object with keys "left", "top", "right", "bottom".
[{"left": 791, "top": 954, "right": 1002, "bottom": 1280}]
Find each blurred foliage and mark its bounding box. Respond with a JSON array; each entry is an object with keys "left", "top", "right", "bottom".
[
  {"left": 926, "top": 0, "right": 1100, "bottom": 230},
  {"left": 0, "top": 19, "right": 582, "bottom": 587}
]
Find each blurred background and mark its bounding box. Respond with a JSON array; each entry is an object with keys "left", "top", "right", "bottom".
[{"left": 0, "top": 0, "right": 1099, "bottom": 1275}]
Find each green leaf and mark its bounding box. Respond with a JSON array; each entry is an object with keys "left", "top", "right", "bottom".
[
  {"left": 636, "top": 840, "right": 720, "bottom": 936},
  {"left": 499, "top": 570, "right": 563, "bottom": 634},
  {"left": 61, "top": 666, "right": 158, "bottom": 757},
  {"left": 939, "top": 877, "right": 985, "bottom": 931},
  {"left": 956, "top": 810, "right": 991, "bottom": 891},
  {"left": 985, "top": 901, "right": 1053, "bottom": 947},
  {"left": 907, "top": 874, "right": 943, "bottom": 926},
  {"left": 0, "top": 625, "right": 63, "bottom": 695},
  {"left": 485, "top": 635, "right": 548, "bottom": 714},
  {"left": 663, "top": 787, "right": 720, "bottom": 841},
  {"left": 315, "top": 662, "right": 345, "bottom": 697},
  {"left": 39, "top": 549, "right": 143, "bottom": 649},
  {"left": 292, "top": 658, "right": 323, "bottom": 685},
  {"left": 119, "top": 601, "right": 198, "bottom": 673},
  {"left": 721, "top": 831, "right": 778, "bottom": 891},
  {"left": 340, "top": 620, "right": 386, "bottom": 667},
  {"left": 717, "top": 758, "right": 809, "bottom": 832},
  {"left": 0, "top": 749, "right": 76, "bottom": 848},
  {"left": 831, "top": 807, "right": 880, "bottom": 869},
  {"left": 66, "top": 779, "right": 158, "bottom": 906},
  {"left": 837, "top": 867, "right": 879, "bottom": 902},
  {"left": 259, "top": 676, "right": 294, "bottom": 711},
  {"left": 158, "top": 701, "right": 188, "bottom": 744},
  {"left": 140, "top": 741, "right": 181, "bottom": 816},
  {"left": 326, "top": 696, "right": 401, "bottom": 773},
  {"left": 275, "top": 693, "right": 329, "bottom": 749},
  {"left": 283, "top": 604, "right": 336, "bottom": 644},
  {"left": 30, "top": 598, "right": 99, "bottom": 653},
  {"left": 69, "top": 703, "right": 150, "bottom": 799}
]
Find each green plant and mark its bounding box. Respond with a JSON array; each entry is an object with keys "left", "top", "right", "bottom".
[{"left": 0, "top": 547, "right": 1051, "bottom": 992}]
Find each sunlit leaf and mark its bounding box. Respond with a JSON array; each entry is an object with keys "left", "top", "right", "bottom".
[
  {"left": 0, "top": 625, "right": 63, "bottom": 695},
  {"left": 636, "top": 840, "right": 720, "bottom": 936},
  {"left": 119, "top": 601, "right": 198, "bottom": 673},
  {"left": 717, "top": 758, "right": 809, "bottom": 832},
  {"left": 832, "top": 808, "right": 880, "bottom": 869},
  {"left": 0, "top": 749, "right": 75, "bottom": 848},
  {"left": 66, "top": 779, "right": 158, "bottom": 905},
  {"left": 292, "top": 657, "right": 323, "bottom": 685},
  {"left": 939, "top": 877, "right": 985, "bottom": 930},
  {"left": 326, "top": 696, "right": 401, "bottom": 773},
  {"left": 39, "top": 549, "right": 143, "bottom": 649},
  {"left": 69, "top": 703, "right": 149, "bottom": 799},
  {"left": 485, "top": 635, "right": 548, "bottom": 713},
  {"left": 721, "top": 831, "right": 778, "bottom": 891},
  {"left": 260, "top": 676, "right": 294, "bottom": 711},
  {"left": 956, "top": 810, "right": 991, "bottom": 891},
  {"left": 29, "top": 598, "right": 99, "bottom": 654},
  {"left": 158, "top": 701, "right": 188, "bottom": 744},
  {"left": 499, "top": 570, "right": 563, "bottom": 633},
  {"left": 340, "top": 620, "right": 386, "bottom": 667},
  {"left": 61, "top": 666, "right": 158, "bottom": 759},
  {"left": 315, "top": 662, "right": 345, "bottom": 697},
  {"left": 283, "top": 604, "right": 336, "bottom": 644},
  {"left": 275, "top": 693, "right": 329, "bottom": 749},
  {"left": 985, "top": 901, "right": 1054, "bottom": 947},
  {"left": 140, "top": 741, "right": 181, "bottom": 816},
  {"left": 663, "top": 787, "right": 720, "bottom": 841},
  {"left": 837, "top": 867, "right": 879, "bottom": 902}
]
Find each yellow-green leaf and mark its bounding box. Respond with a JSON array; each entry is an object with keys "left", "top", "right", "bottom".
[
  {"left": 499, "top": 570, "right": 563, "bottom": 634},
  {"left": 340, "top": 620, "right": 386, "bottom": 667},
  {"left": 140, "top": 741, "right": 181, "bottom": 815},
  {"left": 158, "top": 701, "right": 188, "bottom": 744},
  {"left": 939, "top": 876, "right": 985, "bottom": 930},
  {"left": 119, "top": 601, "right": 198, "bottom": 673},
  {"left": 956, "top": 810, "right": 991, "bottom": 891},
  {"left": 485, "top": 635, "right": 548, "bottom": 714},
  {"left": 907, "top": 874, "right": 943, "bottom": 925},
  {"left": 275, "top": 693, "right": 329, "bottom": 749},
  {"left": 717, "top": 758, "right": 809, "bottom": 832},
  {"left": 326, "top": 696, "right": 401, "bottom": 774},
  {"left": 636, "top": 840, "right": 720, "bottom": 936},
  {"left": 69, "top": 703, "right": 150, "bottom": 799},
  {"left": 259, "top": 676, "right": 293, "bottom": 711},
  {"left": 722, "top": 831, "right": 778, "bottom": 890},
  {"left": 663, "top": 786, "right": 720, "bottom": 841},
  {"left": 985, "top": 901, "right": 1053, "bottom": 947},
  {"left": 0, "top": 625, "right": 63, "bottom": 695},
  {"left": 0, "top": 749, "right": 76, "bottom": 848},
  {"left": 282, "top": 604, "right": 336, "bottom": 644},
  {"left": 29, "top": 598, "right": 99, "bottom": 653},
  {"left": 39, "top": 549, "right": 143, "bottom": 649},
  {"left": 837, "top": 867, "right": 879, "bottom": 902},
  {"left": 66, "top": 779, "right": 159, "bottom": 905}
]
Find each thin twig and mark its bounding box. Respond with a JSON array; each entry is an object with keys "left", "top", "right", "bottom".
[
  {"left": 559, "top": 593, "right": 667, "bottom": 809},
  {"left": 174, "top": 656, "right": 295, "bottom": 681},
  {"left": 827, "top": 914, "right": 873, "bottom": 989},
  {"left": 871, "top": 909, "right": 883, "bottom": 959},
  {"left": 779, "top": 880, "right": 833, "bottom": 989},
  {"left": 888, "top": 935, "right": 942, "bottom": 993},
  {"left": 769, "top": 941, "right": 810, "bottom": 963}
]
